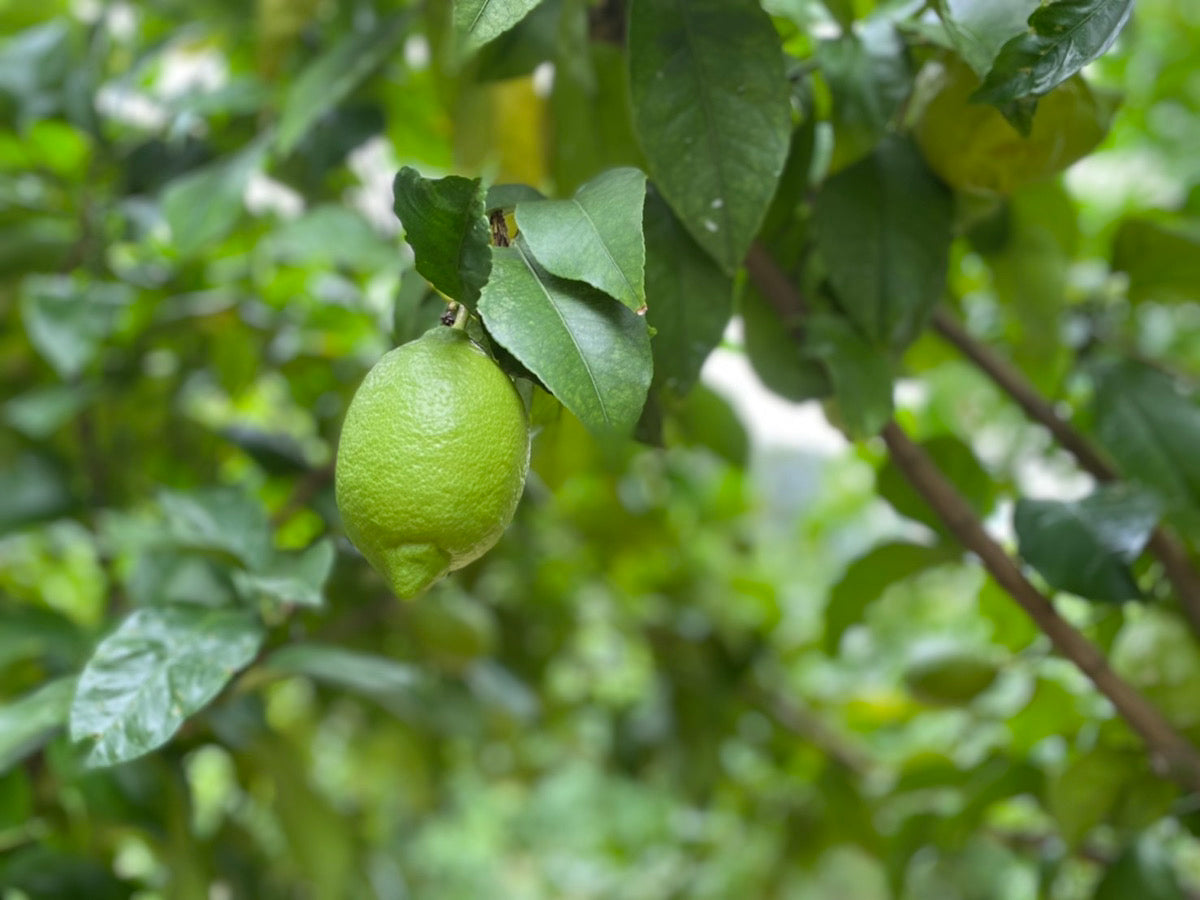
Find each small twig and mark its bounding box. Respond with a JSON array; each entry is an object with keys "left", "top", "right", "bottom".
[
  {"left": 931, "top": 308, "right": 1200, "bottom": 637},
  {"left": 489, "top": 209, "right": 510, "bottom": 247}
]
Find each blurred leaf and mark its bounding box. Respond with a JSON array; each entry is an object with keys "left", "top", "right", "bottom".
[
  {"left": 877, "top": 435, "right": 995, "bottom": 534},
  {"left": 643, "top": 188, "right": 732, "bottom": 394},
  {"left": 1014, "top": 485, "right": 1160, "bottom": 603},
  {"left": 516, "top": 167, "right": 647, "bottom": 313},
  {"left": 478, "top": 237, "right": 652, "bottom": 434},
  {"left": 1094, "top": 836, "right": 1186, "bottom": 900},
  {"left": 740, "top": 284, "right": 830, "bottom": 402},
  {"left": 0, "top": 606, "right": 88, "bottom": 671},
  {"left": 232, "top": 539, "right": 335, "bottom": 609},
  {"left": 973, "top": 0, "right": 1134, "bottom": 106},
  {"left": 264, "top": 205, "right": 401, "bottom": 272},
  {"left": 628, "top": 0, "right": 791, "bottom": 273},
  {"left": 277, "top": 13, "right": 410, "bottom": 154},
  {"left": 217, "top": 425, "right": 312, "bottom": 475},
  {"left": 1113, "top": 217, "right": 1200, "bottom": 306},
  {"left": 814, "top": 137, "right": 953, "bottom": 350},
  {"left": 392, "top": 166, "right": 491, "bottom": 310},
  {"left": 664, "top": 385, "right": 748, "bottom": 468},
  {"left": 902, "top": 639, "right": 999, "bottom": 706},
  {"left": 454, "top": 0, "right": 547, "bottom": 56},
  {"left": 1111, "top": 610, "right": 1200, "bottom": 731},
  {"left": 824, "top": 541, "right": 958, "bottom": 653},
  {"left": 0, "top": 453, "right": 71, "bottom": 535},
  {"left": 263, "top": 643, "right": 426, "bottom": 700},
  {"left": 158, "top": 487, "right": 273, "bottom": 571},
  {"left": 474, "top": 0, "right": 561, "bottom": 80},
  {"left": 3, "top": 384, "right": 92, "bottom": 440},
  {"left": 20, "top": 276, "right": 134, "bottom": 380},
  {"left": 162, "top": 140, "right": 266, "bottom": 257},
  {"left": 1092, "top": 361, "right": 1200, "bottom": 517},
  {"left": 933, "top": 0, "right": 1041, "bottom": 75},
  {"left": 486, "top": 183, "right": 544, "bottom": 210},
  {"left": 1007, "top": 675, "right": 1085, "bottom": 752},
  {"left": 804, "top": 312, "right": 894, "bottom": 439},
  {"left": 1050, "top": 745, "right": 1137, "bottom": 845},
  {"left": 69, "top": 606, "right": 264, "bottom": 768},
  {"left": 0, "top": 676, "right": 74, "bottom": 772},
  {"left": 465, "top": 659, "right": 541, "bottom": 722}
]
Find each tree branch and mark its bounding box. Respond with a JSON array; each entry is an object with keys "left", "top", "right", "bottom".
[
  {"left": 930, "top": 308, "right": 1200, "bottom": 637},
  {"left": 745, "top": 245, "right": 1200, "bottom": 793},
  {"left": 881, "top": 420, "right": 1200, "bottom": 792}
]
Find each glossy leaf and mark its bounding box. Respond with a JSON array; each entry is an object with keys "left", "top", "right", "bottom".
[
  {"left": 933, "top": 0, "right": 1041, "bottom": 75},
  {"left": 643, "top": 188, "right": 733, "bottom": 394},
  {"left": 974, "top": 0, "right": 1134, "bottom": 105},
  {"left": 813, "top": 137, "right": 953, "bottom": 350},
  {"left": 0, "top": 677, "right": 74, "bottom": 772},
  {"left": 1113, "top": 217, "right": 1200, "bottom": 305},
  {"left": 69, "top": 606, "right": 265, "bottom": 767},
  {"left": 20, "top": 277, "right": 134, "bottom": 380},
  {"left": 1014, "top": 485, "right": 1160, "bottom": 603},
  {"left": 478, "top": 237, "right": 652, "bottom": 434},
  {"left": 803, "top": 313, "right": 893, "bottom": 439},
  {"left": 517, "top": 167, "right": 647, "bottom": 313},
  {"left": 276, "top": 13, "right": 410, "bottom": 154},
  {"left": 162, "top": 140, "right": 266, "bottom": 257},
  {"left": 1092, "top": 361, "right": 1200, "bottom": 515},
  {"left": 628, "top": 0, "right": 791, "bottom": 273},
  {"left": 392, "top": 167, "right": 491, "bottom": 310},
  {"left": 824, "top": 542, "right": 958, "bottom": 653},
  {"left": 454, "top": 0, "right": 546, "bottom": 56}
]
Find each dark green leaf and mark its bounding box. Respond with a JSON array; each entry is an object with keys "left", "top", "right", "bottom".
[
  {"left": 486, "top": 183, "right": 544, "bottom": 210},
  {"left": 1094, "top": 837, "right": 1186, "bottom": 900},
  {"left": 516, "top": 167, "right": 648, "bottom": 313},
  {"left": 263, "top": 643, "right": 425, "bottom": 700},
  {"left": 20, "top": 276, "right": 134, "bottom": 380},
  {"left": 478, "top": 237, "right": 652, "bottom": 434},
  {"left": 740, "top": 285, "right": 830, "bottom": 402},
  {"left": 162, "top": 140, "right": 266, "bottom": 257},
  {"left": 877, "top": 435, "right": 995, "bottom": 533},
  {"left": 1113, "top": 217, "right": 1200, "bottom": 306},
  {"left": 276, "top": 13, "right": 410, "bottom": 154},
  {"left": 0, "top": 677, "right": 74, "bottom": 773},
  {"left": 824, "top": 541, "right": 958, "bottom": 654},
  {"left": 454, "top": 0, "right": 547, "bottom": 56},
  {"left": 628, "top": 0, "right": 791, "bottom": 273},
  {"left": 933, "top": 0, "right": 1041, "bottom": 75},
  {"left": 643, "top": 188, "right": 733, "bottom": 394},
  {"left": 973, "top": 0, "right": 1134, "bottom": 105},
  {"left": 803, "top": 313, "right": 893, "bottom": 439},
  {"left": 1092, "top": 361, "right": 1200, "bottom": 516},
  {"left": 1048, "top": 746, "right": 1134, "bottom": 845},
  {"left": 232, "top": 539, "right": 335, "bottom": 609},
  {"left": 69, "top": 606, "right": 264, "bottom": 767},
  {"left": 664, "top": 384, "right": 748, "bottom": 468},
  {"left": 1014, "top": 485, "right": 1161, "bottom": 603},
  {"left": 0, "top": 452, "right": 71, "bottom": 534},
  {"left": 392, "top": 166, "right": 492, "bottom": 310},
  {"left": 813, "top": 137, "right": 953, "bottom": 350}
]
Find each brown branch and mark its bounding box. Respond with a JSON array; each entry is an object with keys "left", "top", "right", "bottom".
[
  {"left": 881, "top": 420, "right": 1200, "bottom": 793},
  {"left": 745, "top": 242, "right": 807, "bottom": 319},
  {"left": 931, "top": 308, "right": 1200, "bottom": 637}
]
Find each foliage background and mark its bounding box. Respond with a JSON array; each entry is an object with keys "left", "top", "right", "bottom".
[{"left": 3, "top": 0, "right": 1200, "bottom": 897}]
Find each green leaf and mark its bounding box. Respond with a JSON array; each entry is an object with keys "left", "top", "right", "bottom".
[
  {"left": 1092, "top": 361, "right": 1200, "bottom": 517},
  {"left": 803, "top": 313, "right": 894, "bottom": 439},
  {"left": 162, "top": 140, "right": 267, "bottom": 257},
  {"left": 1112, "top": 217, "right": 1200, "bottom": 306},
  {"left": 1048, "top": 746, "right": 1134, "bottom": 845},
  {"left": 0, "top": 452, "right": 71, "bottom": 534},
  {"left": 933, "top": 0, "right": 1041, "bottom": 75},
  {"left": 824, "top": 541, "right": 958, "bottom": 654},
  {"left": 813, "top": 137, "right": 953, "bottom": 350},
  {"left": 276, "top": 13, "right": 410, "bottom": 154},
  {"left": 232, "top": 540, "right": 335, "bottom": 610},
  {"left": 643, "top": 187, "right": 733, "bottom": 393},
  {"left": 973, "top": 0, "right": 1134, "bottom": 105},
  {"left": 628, "top": 0, "right": 791, "bottom": 273},
  {"left": 516, "top": 167, "right": 648, "bottom": 313},
  {"left": 20, "top": 276, "right": 134, "bottom": 380},
  {"left": 69, "top": 606, "right": 264, "bottom": 768},
  {"left": 1014, "top": 485, "right": 1161, "bottom": 603},
  {"left": 877, "top": 435, "right": 995, "bottom": 534},
  {"left": 264, "top": 206, "right": 402, "bottom": 272},
  {"left": 478, "top": 237, "right": 652, "bottom": 434},
  {"left": 740, "top": 284, "right": 830, "bottom": 403},
  {"left": 158, "top": 487, "right": 273, "bottom": 571},
  {"left": 3, "top": 384, "right": 92, "bottom": 440},
  {"left": 454, "top": 0, "right": 547, "bottom": 56},
  {"left": 664, "top": 384, "right": 748, "bottom": 468},
  {"left": 1094, "top": 837, "right": 1186, "bottom": 900},
  {"left": 392, "top": 167, "right": 491, "bottom": 310},
  {"left": 0, "top": 677, "right": 74, "bottom": 773},
  {"left": 264, "top": 644, "right": 425, "bottom": 698}
]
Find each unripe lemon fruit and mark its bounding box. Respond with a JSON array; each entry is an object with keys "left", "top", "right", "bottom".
[{"left": 335, "top": 324, "right": 530, "bottom": 599}]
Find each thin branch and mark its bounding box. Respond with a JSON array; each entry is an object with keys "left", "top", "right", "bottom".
[
  {"left": 930, "top": 308, "right": 1200, "bottom": 636},
  {"left": 881, "top": 420, "right": 1200, "bottom": 793},
  {"left": 746, "top": 242, "right": 808, "bottom": 318}
]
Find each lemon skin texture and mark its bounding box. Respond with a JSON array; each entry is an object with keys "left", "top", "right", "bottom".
[{"left": 335, "top": 326, "right": 530, "bottom": 599}]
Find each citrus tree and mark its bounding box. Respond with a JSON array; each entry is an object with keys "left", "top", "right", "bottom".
[{"left": 4, "top": 0, "right": 1200, "bottom": 896}]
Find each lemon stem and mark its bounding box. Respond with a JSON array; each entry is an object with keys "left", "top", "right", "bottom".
[{"left": 450, "top": 303, "right": 468, "bottom": 330}]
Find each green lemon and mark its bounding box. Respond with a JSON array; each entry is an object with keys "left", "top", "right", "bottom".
[
  {"left": 335, "top": 324, "right": 530, "bottom": 599},
  {"left": 914, "top": 58, "right": 1111, "bottom": 195}
]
